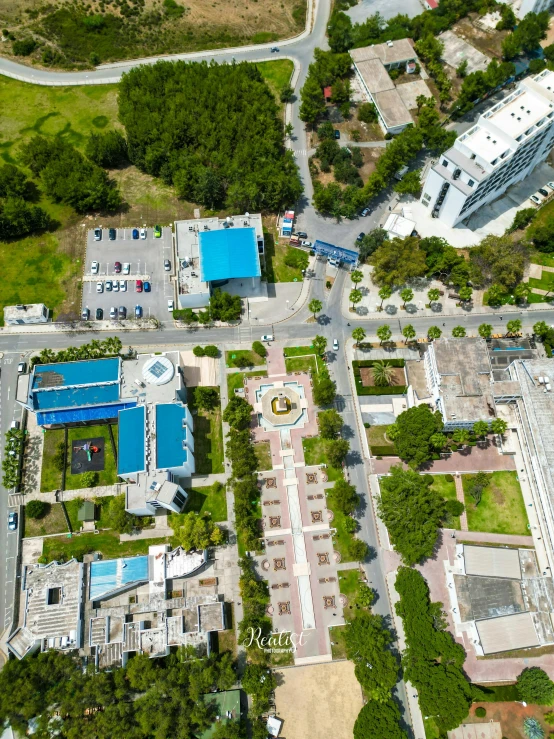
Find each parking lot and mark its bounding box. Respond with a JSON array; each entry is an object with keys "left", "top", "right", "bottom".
[{"left": 82, "top": 226, "right": 175, "bottom": 322}]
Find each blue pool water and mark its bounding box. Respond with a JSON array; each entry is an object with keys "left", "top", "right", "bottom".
[
  {"left": 89, "top": 555, "right": 149, "bottom": 600},
  {"left": 492, "top": 347, "right": 526, "bottom": 351}
]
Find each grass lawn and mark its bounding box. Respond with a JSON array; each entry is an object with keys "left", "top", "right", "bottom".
[
  {"left": 330, "top": 624, "right": 349, "bottom": 660},
  {"left": 225, "top": 349, "right": 266, "bottom": 369},
  {"left": 65, "top": 496, "right": 115, "bottom": 531},
  {"left": 40, "top": 428, "right": 65, "bottom": 492},
  {"left": 254, "top": 442, "right": 273, "bottom": 472},
  {"left": 338, "top": 569, "right": 364, "bottom": 620},
  {"left": 256, "top": 61, "right": 294, "bottom": 101},
  {"left": 183, "top": 485, "right": 228, "bottom": 522},
  {"left": 284, "top": 345, "right": 326, "bottom": 374},
  {"left": 264, "top": 234, "right": 306, "bottom": 283},
  {"left": 302, "top": 437, "right": 344, "bottom": 482},
  {"left": 227, "top": 370, "right": 267, "bottom": 396},
  {"left": 462, "top": 471, "right": 529, "bottom": 535},
  {"left": 24, "top": 503, "right": 69, "bottom": 538},
  {"left": 269, "top": 632, "right": 295, "bottom": 667},
  {"left": 531, "top": 251, "right": 554, "bottom": 268},
  {"left": 528, "top": 269, "right": 554, "bottom": 292},
  {"left": 42, "top": 531, "right": 171, "bottom": 562},
  {"left": 430, "top": 474, "right": 461, "bottom": 530},
  {"left": 64, "top": 425, "right": 119, "bottom": 490},
  {"left": 328, "top": 505, "right": 356, "bottom": 563},
  {"left": 215, "top": 603, "right": 237, "bottom": 657},
  {"left": 188, "top": 388, "right": 224, "bottom": 475},
  {"left": 366, "top": 425, "right": 394, "bottom": 447}
]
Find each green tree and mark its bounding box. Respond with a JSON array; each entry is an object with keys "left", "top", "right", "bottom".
[
  {"left": 377, "top": 466, "right": 446, "bottom": 564},
  {"left": 394, "top": 170, "right": 422, "bottom": 197},
  {"left": 172, "top": 511, "right": 221, "bottom": 550},
  {"left": 471, "top": 234, "right": 529, "bottom": 290},
  {"left": 351, "top": 269, "right": 363, "bottom": 286},
  {"left": 506, "top": 318, "right": 522, "bottom": 335},
  {"left": 430, "top": 433, "right": 447, "bottom": 450},
  {"left": 241, "top": 664, "right": 277, "bottom": 714},
  {"left": 473, "top": 420, "right": 489, "bottom": 439},
  {"left": 203, "top": 345, "right": 219, "bottom": 358},
  {"left": 452, "top": 428, "right": 469, "bottom": 445},
  {"left": 402, "top": 324, "right": 416, "bottom": 343},
  {"left": 312, "top": 334, "right": 327, "bottom": 356},
  {"left": 377, "top": 324, "right": 392, "bottom": 344},
  {"left": 357, "top": 101, "right": 378, "bottom": 123},
  {"left": 352, "top": 327, "right": 366, "bottom": 346},
  {"left": 107, "top": 494, "right": 139, "bottom": 535},
  {"left": 318, "top": 408, "right": 343, "bottom": 440},
  {"left": 0, "top": 164, "right": 28, "bottom": 198},
  {"left": 428, "top": 326, "right": 442, "bottom": 340},
  {"left": 80, "top": 471, "right": 98, "bottom": 488},
  {"left": 300, "top": 74, "right": 326, "bottom": 126},
  {"left": 194, "top": 386, "right": 219, "bottom": 412},
  {"left": 359, "top": 229, "right": 387, "bottom": 262},
  {"left": 491, "top": 418, "right": 508, "bottom": 436},
  {"left": 378, "top": 285, "right": 392, "bottom": 310},
  {"left": 400, "top": 287, "right": 413, "bottom": 309},
  {"left": 458, "top": 285, "right": 473, "bottom": 303},
  {"left": 370, "top": 236, "right": 427, "bottom": 287},
  {"left": 193, "top": 345, "right": 205, "bottom": 357},
  {"left": 308, "top": 298, "right": 323, "bottom": 319},
  {"left": 514, "top": 282, "right": 531, "bottom": 304},
  {"left": 327, "top": 438, "right": 350, "bottom": 468},
  {"left": 523, "top": 718, "right": 545, "bottom": 739},
  {"left": 330, "top": 478, "right": 358, "bottom": 514},
  {"left": 313, "top": 372, "right": 336, "bottom": 406},
  {"left": 350, "top": 288, "right": 362, "bottom": 309},
  {"left": 86, "top": 130, "right": 128, "bottom": 168},
  {"left": 252, "top": 340, "right": 267, "bottom": 358},
  {"left": 392, "top": 404, "right": 444, "bottom": 468},
  {"left": 223, "top": 396, "right": 252, "bottom": 430},
  {"left": 354, "top": 700, "right": 408, "bottom": 739},
  {"left": 486, "top": 283, "right": 505, "bottom": 307},
  {"left": 452, "top": 326, "right": 466, "bottom": 338},
  {"left": 372, "top": 360, "right": 396, "bottom": 387},
  {"left": 344, "top": 612, "right": 399, "bottom": 701},
  {"left": 478, "top": 323, "right": 493, "bottom": 339},
  {"left": 427, "top": 288, "right": 440, "bottom": 305},
  {"left": 280, "top": 85, "right": 294, "bottom": 103},
  {"left": 209, "top": 289, "right": 242, "bottom": 322},
  {"left": 26, "top": 500, "right": 47, "bottom": 519},
  {"left": 533, "top": 320, "right": 549, "bottom": 338},
  {"left": 456, "top": 59, "right": 469, "bottom": 77},
  {"left": 349, "top": 537, "right": 369, "bottom": 561}
]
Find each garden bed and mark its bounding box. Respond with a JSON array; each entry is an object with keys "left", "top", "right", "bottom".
[
  {"left": 183, "top": 484, "right": 228, "bottom": 522},
  {"left": 462, "top": 471, "right": 529, "bottom": 535}
]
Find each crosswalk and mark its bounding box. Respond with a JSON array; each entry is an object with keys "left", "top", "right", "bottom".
[
  {"left": 334, "top": 396, "right": 354, "bottom": 413},
  {"left": 293, "top": 149, "right": 310, "bottom": 157},
  {"left": 236, "top": 325, "right": 252, "bottom": 344},
  {"left": 8, "top": 493, "right": 24, "bottom": 507}
]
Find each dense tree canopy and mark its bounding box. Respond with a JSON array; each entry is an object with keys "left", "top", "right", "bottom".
[
  {"left": 0, "top": 163, "right": 54, "bottom": 241},
  {"left": 370, "top": 236, "right": 427, "bottom": 288},
  {"left": 388, "top": 404, "right": 444, "bottom": 467},
  {"left": 353, "top": 699, "right": 408, "bottom": 739},
  {"left": 377, "top": 466, "right": 447, "bottom": 564},
  {"left": 469, "top": 234, "right": 529, "bottom": 289},
  {"left": 119, "top": 61, "right": 302, "bottom": 212},
  {"left": 345, "top": 612, "right": 399, "bottom": 702},
  {"left": 517, "top": 667, "right": 554, "bottom": 705},
  {"left": 86, "top": 130, "right": 128, "bottom": 168},
  {"left": 395, "top": 567, "right": 473, "bottom": 733}
]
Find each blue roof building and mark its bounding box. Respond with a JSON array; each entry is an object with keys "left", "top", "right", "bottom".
[
  {"left": 118, "top": 406, "right": 146, "bottom": 477},
  {"left": 155, "top": 404, "right": 194, "bottom": 474},
  {"left": 198, "top": 227, "right": 261, "bottom": 283}
]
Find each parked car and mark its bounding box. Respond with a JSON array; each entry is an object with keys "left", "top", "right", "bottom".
[
  {"left": 113, "top": 281, "right": 119, "bottom": 292},
  {"left": 136, "top": 279, "right": 143, "bottom": 293},
  {"left": 114, "top": 261, "right": 122, "bottom": 273},
  {"left": 334, "top": 130, "right": 340, "bottom": 139},
  {"left": 91, "top": 260, "right": 99, "bottom": 275},
  {"left": 105, "top": 280, "right": 113, "bottom": 291},
  {"left": 94, "top": 227, "right": 102, "bottom": 241},
  {"left": 538, "top": 188, "right": 550, "bottom": 198},
  {"left": 81, "top": 307, "right": 90, "bottom": 320},
  {"left": 271, "top": 47, "right": 280, "bottom": 52},
  {"left": 296, "top": 231, "right": 308, "bottom": 239},
  {"left": 356, "top": 232, "right": 365, "bottom": 242},
  {"left": 135, "top": 305, "right": 143, "bottom": 318},
  {"left": 119, "top": 280, "right": 126, "bottom": 292},
  {"left": 96, "top": 307, "right": 103, "bottom": 320},
  {"left": 17, "top": 361, "right": 26, "bottom": 374},
  {"left": 144, "top": 281, "right": 151, "bottom": 292},
  {"left": 261, "top": 334, "right": 274, "bottom": 342},
  {"left": 154, "top": 225, "right": 162, "bottom": 238},
  {"left": 110, "top": 306, "right": 117, "bottom": 319},
  {"left": 140, "top": 228, "right": 146, "bottom": 239},
  {"left": 168, "top": 299, "right": 174, "bottom": 312},
  {"left": 108, "top": 228, "right": 116, "bottom": 240},
  {"left": 10, "top": 420, "right": 19, "bottom": 430},
  {"left": 7, "top": 512, "right": 18, "bottom": 531},
  {"left": 548, "top": 182, "right": 554, "bottom": 192},
  {"left": 530, "top": 195, "right": 542, "bottom": 205},
  {"left": 123, "top": 262, "right": 130, "bottom": 275},
  {"left": 96, "top": 281, "right": 103, "bottom": 293},
  {"left": 164, "top": 259, "right": 171, "bottom": 271},
  {"left": 119, "top": 306, "right": 127, "bottom": 319},
  {"left": 361, "top": 207, "right": 370, "bottom": 217},
  {"left": 333, "top": 339, "right": 339, "bottom": 351},
  {"left": 301, "top": 240, "right": 312, "bottom": 247},
  {"left": 132, "top": 228, "right": 139, "bottom": 239}
]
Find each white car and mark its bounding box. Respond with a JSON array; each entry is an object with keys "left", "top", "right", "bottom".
[
  {"left": 93, "top": 228, "right": 102, "bottom": 241},
  {"left": 119, "top": 280, "right": 127, "bottom": 292},
  {"left": 110, "top": 306, "right": 117, "bottom": 319},
  {"left": 91, "top": 260, "right": 99, "bottom": 275},
  {"left": 96, "top": 281, "right": 103, "bottom": 293},
  {"left": 261, "top": 334, "right": 274, "bottom": 342},
  {"left": 168, "top": 299, "right": 174, "bottom": 312},
  {"left": 301, "top": 240, "right": 312, "bottom": 247},
  {"left": 333, "top": 339, "right": 339, "bottom": 351},
  {"left": 140, "top": 228, "right": 147, "bottom": 239},
  {"left": 123, "top": 262, "right": 130, "bottom": 275},
  {"left": 113, "top": 281, "right": 119, "bottom": 292},
  {"left": 530, "top": 195, "right": 542, "bottom": 206}
]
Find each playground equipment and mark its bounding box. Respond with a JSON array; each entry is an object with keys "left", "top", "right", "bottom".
[{"left": 74, "top": 441, "right": 100, "bottom": 462}]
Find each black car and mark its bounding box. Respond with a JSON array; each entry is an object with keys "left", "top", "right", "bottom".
[
  {"left": 334, "top": 130, "right": 340, "bottom": 139},
  {"left": 108, "top": 228, "right": 116, "bottom": 240},
  {"left": 118, "top": 306, "right": 127, "bottom": 319},
  {"left": 96, "top": 307, "right": 103, "bottom": 320},
  {"left": 356, "top": 232, "right": 365, "bottom": 242},
  {"left": 295, "top": 231, "right": 308, "bottom": 239}
]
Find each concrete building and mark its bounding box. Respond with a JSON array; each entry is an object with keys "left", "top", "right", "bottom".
[
  {"left": 4, "top": 303, "right": 49, "bottom": 326},
  {"left": 175, "top": 213, "right": 265, "bottom": 309},
  {"left": 516, "top": 0, "right": 552, "bottom": 19},
  {"left": 384, "top": 210, "right": 416, "bottom": 240},
  {"left": 350, "top": 40, "right": 431, "bottom": 134},
  {"left": 424, "top": 337, "right": 498, "bottom": 430},
  {"left": 420, "top": 70, "right": 554, "bottom": 226},
  {"left": 8, "top": 544, "right": 226, "bottom": 666}
]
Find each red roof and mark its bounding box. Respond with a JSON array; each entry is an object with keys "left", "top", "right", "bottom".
[
  {"left": 426, "top": 0, "right": 438, "bottom": 8},
  {"left": 323, "top": 86, "right": 332, "bottom": 98}
]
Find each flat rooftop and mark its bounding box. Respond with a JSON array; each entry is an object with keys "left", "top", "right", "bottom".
[
  {"left": 198, "top": 602, "right": 225, "bottom": 632},
  {"left": 355, "top": 58, "right": 394, "bottom": 94},
  {"left": 464, "top": 544, "right": 522, "bottom": 579},
  {"left": 118, "top": 405, "right": 146, "bottom": 476},
  {"left": 199, "top": 227, "right": 261, "bottom": 283},
  {"left": 155, "top": 403, "right": 189, "bottom": 470},
  {"left": 4, "top": 303, "right": 47, "bottom": 321},
  {"left": 374, "top": 89, "right": 413, "bottom": 128},
  {"left": 476, "top": 611, "right": 539, "bottom": 653},
  {"left": 350, "top": 38, "right": 416, "bottom": 66},
  {"left": 120, "top": 352, "right": 181, "bottom": 406},
  {"left": 32, "top": 358, "right": 120, "bottom": 391}
]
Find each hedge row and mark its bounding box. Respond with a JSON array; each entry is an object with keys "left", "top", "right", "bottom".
[
  {"left": 370, "top": 446, "right": 398, "bottom": 457},
  {"left": 356, "top": 383, "right": 408, "bottom": 396},
  {"left": 353, "top": 358, "right": 405, "bottom": 372}
]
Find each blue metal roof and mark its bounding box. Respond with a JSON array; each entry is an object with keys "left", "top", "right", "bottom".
[
  {"left": 313, "top": 240, "right": 358, "bottom": 265},
  {"left": 89, "top": 556, "right": 149, "bottom": 600},
  {"left": 155, "top": 404, "right": 188, "bottom": 470},
  {"left": 118, "top": 406, "right": 146, "bottom": 476},
  {"left": 32, "top": 358, "right": 120, "bottom": 390},
  {"left": 37, "top": 401, "right": 136, "bottom": 426},
  {"left": 199, "top": 227, "right": 261, "bottom": 282},
  {"left": 33, "top": 383, "right": 120, "bottom": 411}
]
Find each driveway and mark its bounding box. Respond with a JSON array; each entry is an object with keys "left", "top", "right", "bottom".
[{"left": 346, "top": 0, "right": 424, "bottom": 23}]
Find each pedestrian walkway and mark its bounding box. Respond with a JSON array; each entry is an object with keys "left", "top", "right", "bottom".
[
  {"left": 454, "top": 475, "right": 468, "bottom": 531},
  {"left": 336, "top": 561, "right": 362, "bottom": 571},
  {"left": 29, "top": 483, "right": 123, "bottom": 503},
  {"left": 20, "top": 412, "right": 44, "bottom": 497},
  {"left": 455, "top": 530, "right": 534, "bottom": 547},
  {"left": 373, "top": 442, "right": 516, "bottom": 475},
  {"left": 266, "top": 345, "right": 287, "bottom": 376}
]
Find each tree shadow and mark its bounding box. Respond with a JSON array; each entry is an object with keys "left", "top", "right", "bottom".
[{"left": 385, "top": 305, "right": 398, "bottom": 315}]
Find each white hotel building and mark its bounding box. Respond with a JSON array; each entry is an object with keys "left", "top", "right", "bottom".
[{"left": 421, "top": 70, "right": 554, "bottom": 227}]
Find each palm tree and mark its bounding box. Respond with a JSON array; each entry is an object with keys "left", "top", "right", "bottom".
[
  {"left": 372, "top": 361, "right": 396, "bottom": 387},
  {"left": 376, "top": 325, "right": 392, "bottom": 345},
  {"left": 491, "top": 418, "right": 508, "bottom": 436},
  {"left": 400, "top": 287, "right": 413, "bottom": 309},
  {"left": 452, "top": 428, "right": 469, "bottom": 445},
  {"left": 352, "top": 327, "right": 366, "bottom": 347},
  {"left": 473, "top": 420, "right": 489, "bottom": 439},
  {"left": 478, "top": 323, "right": 493, "bottom": 339},
  {"left": 350, "top": 289, "right": 362, "bottom": 310},
  {"left": 452, "top": 326, "right": 466, "bottom": 338},
  {"left": 308, "top": 299, "right": 322, "bottom": 320},
  {"left": 427, "top": 288, "right": 440, "bottom": 307},
  {"left": 378, "top": 285, "right": 392, "bottom": 311},
  {"left": 458, "top": 285, "right": 473, "bottom": 304},
  {"left": 427, "top": 326, "right": 442, "bottom": 340},
  {"left": 523, "top": 718, "right": 544, "bottom": 739},
  {"left": 351, "top": 269, "right": 363, "bottom": 287},
  {"left": 506, "top": 318, "right": 522, "bottom": 336},
  {"left": 402, "top": 324, "right": 416, "bottom": 343},
  {"left": 38, "top": 348, "right": 56, "bottom": 365}
]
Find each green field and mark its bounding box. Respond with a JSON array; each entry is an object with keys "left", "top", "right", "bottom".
[
  {"left": 40, "top": 428, "right": 65, "bottom": 492},
  {"left": 42, "top": 531, "right": 171, "bottom": 562},
  {"left": 64, "top": 425, "right": 119, "bottom": 490},
  {"left": 462, "top": 471, "right": 529, "bottom": 535},
  {"left": 302, "top": 437, "right": 344, "bottom": 482},
  {"left": 528, "top": 270, "right": 554, "bottom": 293},
  {"left": 225, "top": 349, "right": 266, "bottom": 369},
  {"left": 255, "top": 60, "right": 294, "bottom": 107},
  {"left": 254, "top": 442, "right": 273, "bottom": 472},
  {"left": 183, "top": 484, "right": 228, "bottom": 522},
  {"left": 65, "top": 496, "right": 115, "bottom": 531},
  {"left": 531, "top": 252, "right": 554, "bottom": 268},
  {"left": 188, "top": 388, "right": 224, "bottom": 475},
  {"left": 264, "top": 235, "right": 306, "bottom": 283},
  {"left": 24, "top": 502, "right": 69, "bottom": 538},
  {"left": 284, "top": 346, "right": 326, "bottom": 374},
  {"left": 227, "top": 370, "right": 267, "bottom": 396},
  {"left": 430, "top": 474, "right": 461, "bottom": 530}
]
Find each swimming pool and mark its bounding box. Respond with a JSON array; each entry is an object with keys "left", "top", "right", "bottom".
[{"left": 89, "top": 555, "right": 149, "bottom": 600}]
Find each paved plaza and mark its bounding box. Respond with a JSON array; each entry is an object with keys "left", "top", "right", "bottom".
[{"left": 247, "top": 346, "right": 345, "bottom": 663}]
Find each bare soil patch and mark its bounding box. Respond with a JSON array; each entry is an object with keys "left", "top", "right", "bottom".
[
  {"left": 452, "top": 15, "right": 507, "bottom": 59},
  {"left": 359, "top": 366, "right": 406, "bottom": 387}
]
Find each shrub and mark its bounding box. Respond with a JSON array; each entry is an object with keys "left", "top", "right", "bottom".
[
  {"left": 475, "top": 707, "right": 486, "bottom": 718},
  {"left": 252, "top": 340, "right": 267, "bottom": 359},
  {"left": 13, "top": 38, "right": 36, "bottom": 56},
  {"left": 284, "top": 247, "right": 309, "bottom": 270},
  {"left": 193, "top": 346, "right": 205, "bottom": 357},
  {"left": 445, "top": 473, "right": 454, "bottom": 482},
  {"left": 53, "top": 441, "right": 66, "bottom": 472},
  {"left": 81, "top": 471, "right": 99, "bottom": 488},
  {"left": 26, "top": 500, "right": 48, "bottom": 519},
  {"left": 203, "top": 345, "right": 219, "bottom": 358}
]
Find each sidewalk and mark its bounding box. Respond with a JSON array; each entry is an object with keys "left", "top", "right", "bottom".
[
  {"left": 454, "top": 475, "right": 469, "bottom": 532},
  {"left": 455, "top": 530, "right": 534, "bottom": 547}
]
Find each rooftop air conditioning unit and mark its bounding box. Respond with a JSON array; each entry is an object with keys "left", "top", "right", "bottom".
[
  {"left": 188, "top": 226, "right": 193, "bottom": 231},
  {"left": 204, "top": 224, "right": 209, "bottom": 230}
]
